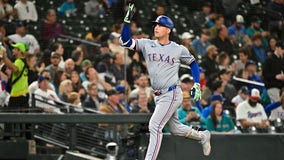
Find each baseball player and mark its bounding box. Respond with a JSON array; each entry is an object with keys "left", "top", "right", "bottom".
[{"left": 120, "top": 4, "right": 211, "bottom": 160}]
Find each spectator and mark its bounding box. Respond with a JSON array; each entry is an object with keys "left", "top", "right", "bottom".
[
  {"left": 216, "top": 51, "right": 230, "bottom": 70},
  {"left": 131, "top": 90, "right": 153, "bottom": 113},
  {"left": 99, "top": 89, "right": 128, "bottom": 131},
  {"left": 179, "top": 74, "right": 194, "bottom": 93},
  {"left": 108, "top": 32, "right": 131, "bottom": 64},
  {"left": 231, "top": 86, "right": 250, "bottom": 108},
  {"left": 266, "top": 0, "right": 284, "bottom": 39},
  {"left": 126, "top": 52, "right": 147, "bottom": 88},
  {"left": 14, "top": 0, "right": 38, "bottom": 22},
  {"left": 151, "top": 5, "right": 165, "bottom": 21},
  {"left": 76, "top": 44, "right": 89, "bottom": 60},
  {"left": 45, "top": 52, "right": 64, "bottom": 82},
  {"left": 268, "top": 92, "right": 284, "bottom": 120},
  {"left": 28, "top": 69, "right": 54, "bottom": 97},
  {"left": 0, "top": 22, "right": 12, "bottom": 59},
  {"left": 68, "top": 92, "right": 84, "bottom": 112},
  {"left": 178, "top": 91, "right": 206, "bottom": 129},
  {"left": 58, "top": 79, "right": 73, "bottom": 102},
  {"left": 200, "top": 45, "right": 219, "bottom": 81},
  {"left": 245, "top": 60, "right": 265, "bottom": 92},
  {"left": 26, "top": 54, "right": 38, "bottom": 85},
  {"left": 202, "top": 93, "right": 226, "bottom": 119},
  {"left": 193, "top": 1, "right": 215, "bottom": 28},
  {"left": 236, "top": 88, "right": 270, "bottom": 129},
  {"left": 99, "top": 89, "right": 127, "bottom": 114},
  {"left": 262, "top": 41, "right": 284, "bottom": 102},
  {"left": 231, "top": 47, "right": 251, "bottom": 75},
  {"left": 191, "top": 28, "right": 211, "bottom": 56},
  {"left": 96, "top": 53, "right": 116, "bottom": 85},
  {"left": 266, "top": 36, "right": 278, "bottom": 56},
  {"left": 53, "top": 70, "right": 67, "bottom": 95},
  {"left": 50, "top": 42, "right": 65, "bottom": 69},
  {"left": 58, "top": 0, "right": 77, "bottom": 16},
  {"left": 206, "top": 101, "right": 235, "bottom": 133},
  {"left": 70, "top": 70, "right": 81, "bottom": 92},
  {"left": 40, "top": 9, "right": 65, "bottom": 49},
  {"left": 179, "top": 32, "right": 195, "bottom": 55},
  {"left": 1, "top": 42, "right": 29, "bottom": 108},
  {"left": 71, "top": 50, "right": 84, "bottom": 74},
  {"left": 250, "top": 33, "right": 267, "bottom": 63},
  {"left": 218, "top": 69, "right": 237, "bottom": 108},
  {"left": 109, "top": 52, "right": 125, "bottom": 83},
  {"left": 34, "top": 76, "right": 62, "bottom": 114},
  {"left": 83, "top": 82, "right": 101, "bottom": 110},
  {"left": 82, "top": 67, "right": 112, "bottom": 100},
  {"left": 0, "top": 64, "right": 10, "bottom": 107},
  {"left": 8, "top": 21, "right": 40, "bottom": 54},
  {"left": 79, "top": 59, "right": 92, "bottom": 82},
  {"left": 227, "top": 14, "right": 250, "bottom": 47},
  {"left": 0, "top": 0, "right": 14, "bottom": 20},
  {"left": 211, "top": 24, "right": 234, "bottom": 55},
  {"left": 129, "top": 74, "right": 152, "bottom": 101},
  {"left": 209, "top": 14, "right": 224, "bottom": 39},
  {"left": 246, "top": 16, "right": 269, "bottom": 47},
  {"left": 64, "top": 58, "right": 75, "bottom": 78},
  {"left": 233, "top": 69, "right": 250, "bottom": 91}
]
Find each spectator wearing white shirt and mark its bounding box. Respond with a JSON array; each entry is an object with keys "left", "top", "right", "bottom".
[
  {"left": 236, "top": 88, "right": 270, "bottom": 129},
  {"left": 14, "top": 0, "right": 38, "bottom": 22},
  {"left": 231, "top": 86, "right": 250, "bottom": 107},
  {"left": 8, "top": 21, "right": 40, "bottom": 54},
  {"left": 34, "top": 75, "right": 62, "bottom": 114},
  {"left": 28, "top": 69, "right": 55, "bottom": 102}
]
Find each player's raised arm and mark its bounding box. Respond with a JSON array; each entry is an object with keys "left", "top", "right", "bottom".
[
  {"left": 119, "top": 3, "right": 136, "bottom": 50},
  {"left": 189, "top": 60, "right": 202, "bottom": 101}
]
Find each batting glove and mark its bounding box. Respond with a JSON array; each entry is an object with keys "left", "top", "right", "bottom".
[
  {"left": 124, "top": 3, "right": 135, "bottom": 24},
  {"left": 191, "top": 83, "right": 201, "bottom": 101}
]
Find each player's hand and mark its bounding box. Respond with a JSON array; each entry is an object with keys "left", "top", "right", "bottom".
[
  {"left": 191, "top": 83, "right": 201, "bottom": 101},
  {"left": 124, "top": 3, "right": 135, "bottom": 24}
]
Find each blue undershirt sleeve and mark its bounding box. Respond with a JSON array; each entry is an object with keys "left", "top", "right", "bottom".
[
  {"left": 189, "top": 60, "right": 200, "bottom": 83},
  {"left": 120, "top": 24, "right": 136, "bottom": 50}
]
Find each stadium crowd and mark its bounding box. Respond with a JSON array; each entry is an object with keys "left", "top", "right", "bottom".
[{"left": 0, "top": 0, "right": 283, "bottom": 135}]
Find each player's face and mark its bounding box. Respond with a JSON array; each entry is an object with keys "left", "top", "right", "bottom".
[{"left": 154, "top": 24, "right": 170, "bottom": 38}]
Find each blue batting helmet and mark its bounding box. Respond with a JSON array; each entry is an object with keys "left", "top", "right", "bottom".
[{"left": 153, "top": 15, "right": 174, "bottom": 29}]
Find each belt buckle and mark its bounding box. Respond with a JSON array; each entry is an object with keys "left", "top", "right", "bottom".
[{"left": 154, "top": 90, "right": 161, "bottom": 96}]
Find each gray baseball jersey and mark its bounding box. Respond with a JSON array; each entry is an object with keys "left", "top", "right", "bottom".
[{"left": 136, "top": 39, "right": 195, "bottom": 90}]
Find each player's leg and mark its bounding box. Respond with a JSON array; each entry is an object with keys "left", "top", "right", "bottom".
[
  {"left": 166, "top": 87, "right": 211, "bottom": 155},
  {"left": 145, "top": 89, "right": 181, "bottom": 160},
  {"left": 167, "top": 109, "right": 211, "bottom": 156}
]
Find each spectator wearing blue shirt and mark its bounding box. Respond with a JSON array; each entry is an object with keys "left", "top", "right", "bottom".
[
  {"left": 192, "top": 29, "right": 211, "bottom": 56},
  {"left": 250, "top": 33, "right": 267, "bottom": 63},
  {"left": 228, "top": 14, "right": 249, "bottom": 47},
  {"left": 245, "top": 60, "right": 265, "bottom": 92}
]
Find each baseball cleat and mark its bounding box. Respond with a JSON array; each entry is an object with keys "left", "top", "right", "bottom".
[{"left": 200, "top": 130, "right": 211, "bottom": 156}]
